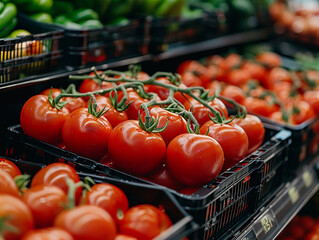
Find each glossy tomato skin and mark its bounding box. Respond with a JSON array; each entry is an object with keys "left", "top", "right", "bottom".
[
  {"left": 0, "top": 194, "right": 34, "bottom": 240},
  {"left": 226, "top": 69, "right": 251, "bottom": 86},
  {"left": 62, "top": 108, "right": 113, "bottom": 159},
  {"left": 184, "top": 98, "right": 228, "bottom": 127},
  {"left": 21, "top": 227, "right": 74, "bottom": 240},
  {"left": 31, "top": 163, "right": 82, "bottom": 202},
  {"left": 0, "top": 169, "right": 19, "bottom": 197},
  {"left": 166, "top": 134, "right": 224, "bottom": 186},
  {"left": 54, "top": 205, "right": 116, "bottom": 240},
  {"left": 108, "top": 120, "right": 166, "bottom": 176},
  {"left": 120, "top": 204, "right": 172, "bottom": 240},
  {"left": 125, "top": 89, "right": 149, "bottom": 120},
  {"left": 64, "top": 97, "right": 86, "bottom": 113},
  {"left": 0, "top": 158, "right": 21, "bottom": 178},
  {"left": 200, "top": 122, "right": 248, "bottom": 171},
  {"left": 181, "top": 71, "right": 202, "bottom": 87},
  {"left": 241, "top": 61, "right": 267, "bottom": 82},
  {"left": 140, "top": 107, "right": 187, "bottom": 145},
  {"left": 84, "top": 183, "right": 129, "bottom": 224},
  {"left": 303, "top": 91, "right": 319, "bottom": 115},
  {"left": 91, "top": 95, "right": 128, "bottom": 128},
  {"left": 220, "top": 85, "right": 246, "bottom": 105},
  {"left": 22, "top": 185, "right": 67, "bottom": 228},
  {"left": 41, "top": 88, "right": 62, "bottom": 98},
  {"left": 20, "top": 95, "right": 70, "bottom": 144},
  {"left": 115, "top": 234, "right": 138, "bottom": 240},
  {"left": 243, "top": 97, "right": 278, "bottom": 117},
  {"left": 233, "top": 115, "right": 265, "bottom": 155},
  {"left": 265, "top": 67, "right": 292, "bottom": 89}
]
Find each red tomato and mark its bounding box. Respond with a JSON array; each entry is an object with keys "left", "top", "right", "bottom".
[
  {"left": 147, "top": 164, "right": 183, "bottom": 191},
  {"left": 125, "top": 89, "right": 149, "bottom": 120},
  {"left": 265, "top": 68, "right": 292, "bottom": 89},
  {"left": 305, "top": 232, "right": 319, "bottom": 240},
  {"left": 0, "top": 169, "right": 19, "bottom": 197},
  {"left": 84, "top": 183, "right": 129, "bottom": 224},
  {"left": 31, "top": 163, "right": 82, "bottom": 202},
  {"left": 0, "top": 158, "right": 21, "bottom": 178},
  {"left": 233, "top": 115, "right": 265, "bottom": 155},
  {"left": 303, "top": 91, "right": 319, "bottom": 115},
  {"left": 54, "top": 205, "right": 116, "bottom": 240},
  {"left": 300, "top": 216, "right": 315, "bottom": 231},
  {"left": 241, "top": 61, "right": 267, "bottom": 83},
  {"left": 222, "top": 53, "right": 242, "bottom": 70},
  {"left": 256, "top": 52, "right": 282, "bottom": 68},
  {"left": 269, "top": 111, "right": 295, "bottom": 124},
  {"left": 180, "top": 71, "right": 202, "bottom": 87},
  {"left": 200, "top": 122, "right": 248, "bottom": 171},
  {"left": 20, "top": 95, "right": 70, "bottom": 144},
  {"left": 90, "top": 96, "right": 128, "bottom": 128},
  {"left": 79, "top": 72, "right": 114, "bottom": 96},
  {"left": 115, "top": 234, "right": 138, "bottom": 240},
  {"left": 120, "top": 204, "right": 172, "bottom": 240},
  {"left": 288, "top": 100, "right": 315, "bottom": 124},
  {"left": 41, "top": 88, "right": 62, "bottom": 98},
  {"left": 22, "top": 185, "right": 67, "bottom": 228},
  {"left": 176, "top": 60, "right": 206, "bottom": 75},
  {"left": 108, "top": 120, "right": 166, "bottom": 176},
  {"left": 184, "top": 98, "right": 228, "bottom": 127},
  {"left": 243, "top": 97, "right": 278, "bottom": 117},
  {"left": 220, "top": 85, "right": 246, "bottom": 104},
  {"left": 226, "top": 69, "right": 251, "bottom": 86},
  {"left": 0, "top": 194, "right": 34, "bottom": 240},
  {"left": 140, "top": 107, "right": 187, "bottom": 145},
  {"left": 166, "top": 133, "right": 224, "bottom": 186},
  {"left": 62, "top": 108, "right": 113, "bottom": 159},
  {"left": 273, "top": 82, "right": 293, "bottom": 103},
  {"left": 21, "top": 227, "right": 74, "bottom": 240}
]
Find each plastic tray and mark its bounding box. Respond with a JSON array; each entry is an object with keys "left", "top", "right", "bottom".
[
  {"left": 5, "top": 124, "right": 291, "bottom": 240},
  {"left": 0, "top": 156, "right": 197, "bottom": 240}
]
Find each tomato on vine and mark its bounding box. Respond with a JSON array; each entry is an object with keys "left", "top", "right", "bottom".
[{"left": 0, "top": 158, "right": 21, "bottom": 178}]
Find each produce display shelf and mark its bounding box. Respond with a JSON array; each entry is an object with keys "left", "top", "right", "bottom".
[
  {"left": 0, "top": 28, "right": 272, "bottom": 92},
  {"left": 233, "top": 155, "right": 319, "bottom": 240}
]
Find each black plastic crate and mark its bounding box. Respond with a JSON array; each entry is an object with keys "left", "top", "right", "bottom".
[
  {"left": 5, "top": 124, "right": 291, "bottom": 240},
  {"left": 0, "top": 156, "right": 197, "bottom": 240}
]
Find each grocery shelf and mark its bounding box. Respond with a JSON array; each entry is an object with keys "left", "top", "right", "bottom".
[
  {"left": 0, "top": 28, "right": 272, "bottom": 92},
  {"left": 233, "top": 155, "right": 319, "bottom": 240}
]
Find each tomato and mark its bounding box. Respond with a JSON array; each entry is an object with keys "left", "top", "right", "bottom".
[
  {"left": 147, "top": 164, "right": 183, "bottom": 191},
  {"left": 233, "top": 115, "right": 265, "bottom": 155},
  {"left": 222, "top": 53, "right": 242, "bottom": 70},
  {"left": 0, "top": 158, "right": 21, "bottom": 178},
  {"left": 184, "top": 98, "right": 228, "bottom": 127},
  {"left": 140, "top": 107, "right": 187, "bottom": 145},
  {"left": 0, "top": 194, "right": 34, "bottom": 240},
  {"left": 84, "top": 183, "right": 129, "bottom": 224},
  {"left": 273, "top": 82, "right": 293, "bottom": 103},
  {"left": 288, "top": 225, "right": 305, "bottom": 239},
  {"left": 180, "top": 71, "right": 202, "bottom": 87},
  {"left": 115, "top": 234, "right": 138, "bottom": 240},
  {"left": 120, "top": 204, "right": 172, "bottom": 240},
  {"left": 176, "top": 60, "right": 206, "bottom": 75},
  {"left": 269, "top": 111, "right": 295, "bottom": 124},
  {"left": 256, "top": 52, "right": 282, "bottom": 68},
  {"left": 226, "top": 69, "right": 251, "bottom": 86},
  {"left": 241, "top": 61, "right": 267, "bottom": 83},
  {"left": 108, "top": 120, "right": 166, "bottom": 176},
  {"left": 79, "top": 72, "right": 115, "bottom": 96},
  {"left": 62, "top": 108, "right": 113, "bottom": 159},
  {"left": 207, "top": 81, "right": 223, "bottom": 95},
  {"left": 243, "top": 97, "right": 278, "bottom": 117},
  {"left": 90, "top": 96, "right": 128, "bottom": 128},
  {"left": 264, "top": 67, "right": 292, "bottom": 89},
  {"left": 125, "top": 89, "right": 149, "bottom": 120},
  {"left": 205, "top": 55, "right": 224, "bottom": 66},
  {"left": 20, "top": 95, "right": 70, "bottom": 144},
  {"left": 300, "top": 216, "right": 315, "bottom": 231},
  {"left": 22, "top": 185, "right": 67, "bottom": 228},
  {"left": 166, "top": 133, "right": 224, "bottom": 186},
  {"left": 31, "top": 163, "right": 82, "bottom": 202},
  {"left": 220, "top": 85, "right": 246, "bottom": 105},
  {"left": 0, "top": 169, "right": 19, "bottom": 197},
  {"left": 200, "top": 122, "right": 248, "bottom": 171},
  {"left": 41, "top": 88, "right": 62, "bottom": 98},
  {"left": 54, "top": 205, "right": 116, "bottom": 240},
  {"left": 305, "top": 232, "right": 319, "bottom": 240},
  {"left": 303, "top": 91, "right": 319, "bottom": 115},
  {"left": 288, "top": 100, "right": 315, "bottom": 124},
  {"left": 21, "top": 227, "right": 74, "bottom": 240}
]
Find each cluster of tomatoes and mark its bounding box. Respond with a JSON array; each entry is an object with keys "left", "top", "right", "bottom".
[
  {"left": 270, "top": 1, "right": 319, "bottom": 45},
  {"left": 19, "top": 69, "right": 265, "bottom": 193},
  {"left": 177, "top": 51, "right": 319, "bottom": 125},
  {"left": 0, "top": 158, "right": 173, "bottom": 240},
  {"left": 277, "top": 215, "right": 319, "bottom": 240}
]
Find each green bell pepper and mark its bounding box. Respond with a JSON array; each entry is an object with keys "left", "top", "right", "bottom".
[
  {"left": 75, "top": 0, "right": 111, "bottom": 19},
  {"left": 51, "top": 1, "right": 74, "bottom": 17},
  {"left": 12, "top": 0, "right": 53, "bottom": 13},
  {"left": 54, "top": 15, "right": 82, "bottom": 29},
  {"left": 0, "top": 17, "right": 17, "bottom": 38},
  {"left": 107, "top": 17, "right": 130, "bottom": 26},
  {"left": 79, "top": 19, "right": 104, "bottom": 29},
  {"left": 104, "top": 0, "right": 134, "bottom": 20},
  {"left": 7, "top": 29, "right": 31, "bottom": 38},
  {"left": 31, "top": 12, "right": 53, "bottom": 23},
  {"left": 71, "top": 8, "right": 99, "bottom": 23},
  {"left": 0, "top": 3, "right": 17, "bottom": 37}
]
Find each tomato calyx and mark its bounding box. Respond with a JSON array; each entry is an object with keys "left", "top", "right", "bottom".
[
  {"left": 65, "top": 178, "right": 83, "bottom": 210},
  {"left": 138, "top": 112, "right": 169, "bottom": 133},
  {"left": 0, "top": 216, "right": 19, "bottom": 238},
  {"left": 302, "top": 70, "right": 317, "bottom": 89},
  {"left": 88, "top": 96, "right": 109, "bottom": 118},
  {"left": 14, "top": 174, "right": 30, "bottom": 194},
  {"left": 109, "top": 88, "right": 132, "bottom": 112},
  {"left": 47, "top": 88, "right": 68, "bottom": 110}
]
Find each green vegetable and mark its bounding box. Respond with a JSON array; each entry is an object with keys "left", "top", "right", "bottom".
[
  {"left": 71, "top": 8, "right": 99, "bottom": 23},
  {"left": 155, "top": 0, "right": 187, "bottom": 17},
  {"left": 181, "top": 6, "right": 204, "bottom": 19},
  {"left": 74, "top": 0, "right": 111, "bottom": 20},
  {"left": 31, "top": 12, "right": 53, "bottom": 23},
  {"left": 141, "top": 0, "right": 161, "bottom": 15},
  {"left": 107, "top": 17, "right": 130, "bottom": 26},
  {"left": 54, "top": 15, "right": 82, "bottom": 29},
  {"left": 0, "top": 3, "right": 17, "bottom": 37},
  {"left": 0, "top": 17, "right": 17, "bottom": 38},
  {"left": 7, "top": 29, "right": 31, "bottom": 38},
  {"left": 51, "top": 1, "right": 73, "bottom": 17},
  {"left": 104, "top": 0, "right": 134, "bottom": 20},
  {"left": 230, "top": 0, "right": 255, "bottom": 16},
  {"left": 12, "top": 0, "right": 53, "bottom": 13},
  {"left": 79, "top": 19, "right": 103, "bottom": 29}
]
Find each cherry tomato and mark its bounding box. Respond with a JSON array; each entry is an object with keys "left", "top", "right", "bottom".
[
  {"left": 184, "top": 98, "right": 228, "bottom": 127},
  {"left": 166, "top": 133, "right": 224, "bottom": 186},
  {"left": 41, "top": 88, "right": 62, "bottom": 98},
  {"left": 20, "top": 95, "right": 70, "bottom": 144},
  {"left": 241, "top": 61, "right": 267, "bottom": 83},
  {"left": 176, "top": 60, "right": 206, "bottom": 76},
  {"left": 120, "top": 204, "right": 172, "bottom": 240},
  {"left": 0, "top": 194, "right": 34, "bottom": 240},
  {"left": 22, "top": 185, "right": 67, "bottom": 228},
  {"left": 243, "top": 97, "right": 278, "bottom": 117},
  {"left": 0, "top": 158, "right": 21, "bottom": 178},
  {"left": 84, "top": 183, "right": 129, "bottom": 224},
  {"left": 0, "top": 169, "right": 19, "bottom": 197},
  {"left": 31, "top": 163, "right": 82, "bottom": 202},
  {"left": 125, "top": 89, "right": 149, "bottom": 120},
  {"left": 233, "top": 115, "right": 265, "bottom": 155},
  {"left": 181, "top": 71, "right": 202, "bottom": 87},
  {"left": 115, "top": 234, "right": 138, "bottom": 240},
  {"left": 220, "top": 85, "right": 246, "bottom": 105},
  {"left": 21, "top": 227, "right": 74, "bottom": 240},
  {"left": 140, "top": 107, "right": 187, "bottom": 145},
  {"left": 54, "top": 205, "right": 116, "bottom": 240},
  {"left": 108, "top": 120, "right": 166, "bottom": 176},
  {"left": 200, "top": 122, "right": 248, "bottom": 171},
  {"left": 256, "top": 52, "right": 282, "bottom": 68},
  {"left": 265, "top": 68, "right": 292, "bottom": 90},
  {"left": 222, "top": 53, "right": 242, "bottom": 70},
  {"left": 226, "top": 69, "right": 251, "bottom": 86},
  {"left": 303, "top": 91, "right": 319, "bottom": 115},
  {"left": 62, "top": 108, "right": 113, "bottom": 159}
]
